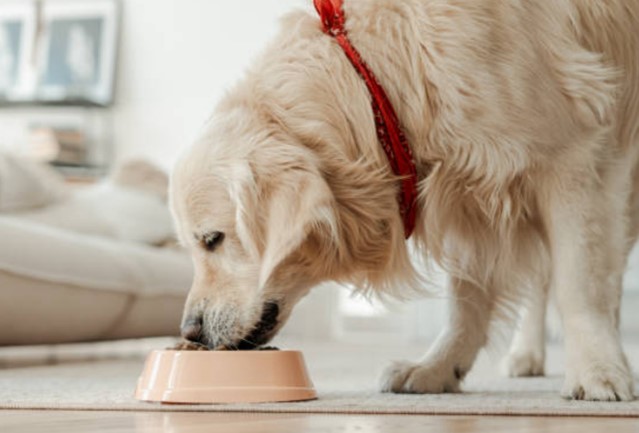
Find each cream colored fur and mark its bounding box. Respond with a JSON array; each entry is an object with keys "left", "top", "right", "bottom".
[{"left": 170, "top": 0, "right": 639, "bottom": 400}]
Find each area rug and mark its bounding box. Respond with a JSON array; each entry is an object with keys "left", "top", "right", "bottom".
[{"left": 1, "top": 339, "right": 638, "bottom": 417}]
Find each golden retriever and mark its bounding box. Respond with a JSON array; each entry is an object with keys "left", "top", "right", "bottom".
[{"left": 170, "top": 0, "right": 639, "bottom": 401}]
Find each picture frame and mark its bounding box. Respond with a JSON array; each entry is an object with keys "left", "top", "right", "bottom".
[
  {"left": 0, "top": 1, "right": 37, "bottom": 101},
  {"left": 37, "top": 0, "right": 119, "bottom": 106}
]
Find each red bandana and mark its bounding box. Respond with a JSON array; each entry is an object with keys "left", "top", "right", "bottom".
[{"left": 314, "top": 0, "right": 418, "bottom": 238}]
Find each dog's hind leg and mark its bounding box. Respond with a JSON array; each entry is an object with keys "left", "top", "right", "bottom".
[
  {"left": 380, "top": 277, "right": 493, "bottom": 394},
  {"left": 502, "top": 283, "right": 548, "bottom": 377}
]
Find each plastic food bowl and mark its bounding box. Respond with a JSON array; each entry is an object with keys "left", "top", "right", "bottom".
[{"left": 135, "top": 350, "right": 317, "bottom": 404}]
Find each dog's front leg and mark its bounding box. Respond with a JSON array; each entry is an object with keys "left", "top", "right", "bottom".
[
  {"left": 547, "top": 179, "right": 634, "bottom": 401},
  {"left": 380, "top": 277, "right": 493, "bottom": 393}
]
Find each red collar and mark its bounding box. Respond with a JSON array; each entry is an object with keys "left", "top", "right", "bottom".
[{"left": 314, "top": 0, "right": 418, "bottom": 238}]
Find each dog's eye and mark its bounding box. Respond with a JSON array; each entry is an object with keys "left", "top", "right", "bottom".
[{"left": 201, "top": 231, "right": 225, "bottom": 252}]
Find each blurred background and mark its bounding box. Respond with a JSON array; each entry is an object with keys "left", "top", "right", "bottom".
[{"left": 1, "top": 0, "right": 638, "bottom": 358}]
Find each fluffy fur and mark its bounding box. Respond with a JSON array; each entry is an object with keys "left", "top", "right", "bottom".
[{"left": 170, "top": 0, "right": 639, "bottom": 400}]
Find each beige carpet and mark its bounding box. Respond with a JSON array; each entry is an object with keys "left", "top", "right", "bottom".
[{"left": 1, "top": 338, "right": 638, "bottom": 417}]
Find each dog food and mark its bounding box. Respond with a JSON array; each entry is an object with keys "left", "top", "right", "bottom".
[{"left": 171, "top": 340, "right": 279, "bottom": 351}]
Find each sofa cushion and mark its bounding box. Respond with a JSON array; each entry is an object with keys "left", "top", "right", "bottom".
[{"left": 0, "top": 216, "right": 192, "bottom": 345}]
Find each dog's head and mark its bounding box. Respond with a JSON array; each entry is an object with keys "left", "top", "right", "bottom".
[{"left": 169, "top": 107, "right": 345, "bottom": 349}]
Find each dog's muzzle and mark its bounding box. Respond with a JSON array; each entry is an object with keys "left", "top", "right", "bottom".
[{"left": 180, "top": 301, "right": 280, "bottom": 350}]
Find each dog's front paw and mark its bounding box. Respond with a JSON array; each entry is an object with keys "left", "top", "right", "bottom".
[
  {"left": 502, "top": 349, "right": 545, "bottom": 377},
  {"left": 380, "top": 360, "right": 466, "bottom": 394},
  {"left": 562, "top": 361, "right": 634, "bottom": 401}
]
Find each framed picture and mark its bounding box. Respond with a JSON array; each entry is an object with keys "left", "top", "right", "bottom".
[
  {"left": 0, "top": 1, "right": 37, "bottom": 101},
  {"left": 37, "top": 0, "right": 119, "bottom": 106}
]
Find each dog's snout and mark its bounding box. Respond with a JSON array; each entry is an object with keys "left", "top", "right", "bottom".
[
  {"left": 180, "top": 316, "right": 203, "bottom": 343},
  {"left": 179, "top": 302, "right": 281, "bottom": 350}
]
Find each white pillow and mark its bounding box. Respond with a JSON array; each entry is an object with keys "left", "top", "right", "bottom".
[
  {"left": 0, "top": 153, "right": 66, "bottom": 212},
  {"left": 19, "top": 183, "right": 176, "bottom": 246},
  {"left": 15, "top": 159, "right": 175, "bottom": 246}
]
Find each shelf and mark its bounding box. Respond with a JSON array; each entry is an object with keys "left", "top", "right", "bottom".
[{"left": 0, "top": 99, "right": 111, "bottom": 109}]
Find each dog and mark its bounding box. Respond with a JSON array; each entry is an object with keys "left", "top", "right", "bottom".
[{"left": 169, "top": 0, "right": 639, "bottom": 400}]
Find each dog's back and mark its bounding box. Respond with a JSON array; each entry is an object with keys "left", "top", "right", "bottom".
[
  {"left": 567, "top": 0, "right": 639, "bottom": 243},
  {"left": 570, "top": 0, "right": 639, "bottom": 148}
]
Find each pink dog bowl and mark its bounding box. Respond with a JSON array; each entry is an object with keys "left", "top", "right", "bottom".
[{"left": 135, "top": 350, "right": 317, "bottom": 404}]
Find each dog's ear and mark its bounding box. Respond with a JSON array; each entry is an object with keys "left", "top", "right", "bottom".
[
  {"left": 230, "top": 144, "right": 338, "bottom": 289},
  {"left": 259, "top": 163, "right": 337, "bottom": 288}
]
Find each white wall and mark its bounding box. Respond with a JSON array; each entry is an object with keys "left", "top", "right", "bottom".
[{"left": 112, "top": 0, "right": 309, "bottom": 169}]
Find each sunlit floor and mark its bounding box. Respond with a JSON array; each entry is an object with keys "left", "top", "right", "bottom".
[{"left": 3, "top": 410, "right": 639, "bottom": 433}]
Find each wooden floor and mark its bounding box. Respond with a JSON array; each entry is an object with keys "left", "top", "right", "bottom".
[{"left": 2, "top": 410, "right": 638, "bottom": 433}]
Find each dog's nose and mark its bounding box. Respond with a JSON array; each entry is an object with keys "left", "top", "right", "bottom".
[{"left": 180, "top": 316, "right": 203, "bottom": 343}]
